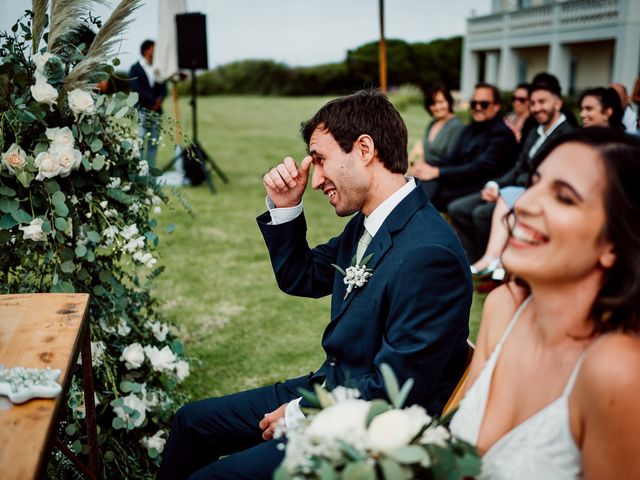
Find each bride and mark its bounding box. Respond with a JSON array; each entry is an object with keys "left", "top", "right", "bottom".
[{"left": 450, "top": 127, "right": 640, "bottom": 479}]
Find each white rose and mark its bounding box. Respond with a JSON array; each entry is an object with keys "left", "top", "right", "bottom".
[
  {"left": 18, "top": 217, "right": 47, "bottom": 242},
  {"left": 46, "top": 127, "right": 75, "bottom": 151},
  {"left": 306, "top": 399, "right": 370, "bottom": 443},
  {"left": 33, "top": 52, "right": 54, "bottom": 71},
  {"left": 30, "top": 80, "right": 58, "bottom": 107},
  {"left": 35, "top": 151, "right": 62, "bottom": 180},
  {"left": 141, "top": 430, "right": 166, "bottom": 454},
  {"left": 55, "top": 147, "right": 82, "bottom": 176},
  {"left": 419, "top": 424, "right": 451, "bottom": 448},
  {"left": 113, "top": 393, "right": 147, "bottom": 428},
  {"left": 146, "top": 321, "right": 169, "bottom": 342},
  {"left": 366, "top": 408, "right": 424, "bottom": 453},
  {"left": 143, "top": 345, "right": 177, "bottom": 373},
  {"left": 67, "top": 88, "right": 96, "bottom": 116},
  {"left": 175, "top": 360, "right": 190, "bottom": 382},
  {"left": 138, "top": 160, "right": 149, "bottom": 176},
  {"left": 120, "top": 343, "right": 145, "bottom": 370},
  {"left": 2, "top": 143, "right": 28, "bottom": 174}
]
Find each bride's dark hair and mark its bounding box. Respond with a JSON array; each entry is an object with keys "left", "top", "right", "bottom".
[{"left": 505, "top": 127, "right": 640, "bottom": 335}]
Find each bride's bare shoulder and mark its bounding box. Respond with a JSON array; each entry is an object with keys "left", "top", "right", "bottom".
[
  {"left": 580, "top": 333, "right": 640, "bottom": 394},
  {"left": 479, "top": 282, "right": 529, "bottom": 350}
]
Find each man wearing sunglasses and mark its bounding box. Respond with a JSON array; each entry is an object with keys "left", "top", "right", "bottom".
[{"left": 415, "top": 82, "right": 518, "bottom": 212}]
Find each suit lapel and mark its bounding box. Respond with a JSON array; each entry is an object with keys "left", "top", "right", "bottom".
[{"left": 331, "top": 184, "right": 429, "bottom": 320}]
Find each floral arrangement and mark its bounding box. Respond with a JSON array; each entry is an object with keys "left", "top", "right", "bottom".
[
  {"left": 332, "top": 253, "right": 374, "bottom": 300},
  {"left": 0, "top": 1, "right": 190, "bottom": 478},
  {"left": 274, "top": 365, "right": 480, "bottom": 480}
]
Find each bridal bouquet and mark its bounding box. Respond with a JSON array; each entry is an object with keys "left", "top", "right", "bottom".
[
  {"left": 275, "top": 365, "right": 480, "bottom": 480},
  {"left": 1, "top": 1, "right": 189, "bottom": 478}
]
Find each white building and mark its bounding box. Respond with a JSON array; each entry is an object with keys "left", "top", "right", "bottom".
[{"left": 461, "top": 0, "right": 640, "bottom": 97}]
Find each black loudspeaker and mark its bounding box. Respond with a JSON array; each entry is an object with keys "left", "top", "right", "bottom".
[{"left": 176, "top": 13, "right": 208, "bottom": 70}]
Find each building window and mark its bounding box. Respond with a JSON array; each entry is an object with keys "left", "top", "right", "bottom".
[
  {"left": 569, "top": 59, "right": 577, "bottom": 96},
  {"left": 517, "top": 58, "right": 527, "bottom": 84},
  {"left": 517, "top": 0, "right": 532, "bottom": 9}
]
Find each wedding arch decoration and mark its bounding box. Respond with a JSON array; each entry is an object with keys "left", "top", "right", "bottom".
[{"left": 0, "top": 1, "right": 190, "bottom": 477}]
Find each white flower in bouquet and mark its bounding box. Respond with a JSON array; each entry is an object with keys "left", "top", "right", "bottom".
[
  {"left": 140, "top": 384, "right": 161, "bottom": 409},
  {"left": 55, "top": 147, "right": 82, "bottom": 176},
  {"left": 144, "top": 345, "right": 177, "bottom": 373},
  {"left": 419, "top": 424, "right": 451, "bottom": 448},
  {"left": 306, "top": 399, "right": 370, "bottom": 451},
  {"left": 30, "top": 80, "right": 58, "bottom": 107},
  {"left": 175, "top": 360, "right": 190, "bottom": 382},
  {"left": 366, "top": 405, "right": 430, "bottom": 454},
  {"left": 102, "top": 225, "right": 119, "bottom": 246},
  {"left": 18, "top": 217, "right": 47, "bottom": 242},
  {"left": 120, "top": 343, "right": 145, "bottom": 370},
  {"left": 113, "top": 393, "right": 147, "bottom": 428},
  {"left": 46, "top": 127, "right": 75, "bottom": 151},
  {"left": 67, "top": 88, "right": 96, "bottom": 116},
  {"left": 124, "top": 235, "right": 145, "bottom": 253},
  {"left": 330, "top": 386, "right": 361, "bottom": 403},
  {"left": 120, "top": 223, "right": 139, "bottom": 240},
  {"left": 35, "top": 151, "right": 62, "bottom": 180},
  {"left": 2, "top": 143, "right": 28, "bottom": 174},
  {"left": 141, "top": 430, "right": 166, "bottom": 455},
  {"left": 146, "top": 321, "right": 169, "bottom": 342},
  {"left": 91, "top": 340, "right": 106, "bottom": 367},
  {"left": 138, "top": 160, "right": 149, "bottom": 176},
  {"left": 108, "top": 177, "right": 121, "bottom": 189},
  {"left": 116, "top": 318, "right": 132, "bottom": 337}
]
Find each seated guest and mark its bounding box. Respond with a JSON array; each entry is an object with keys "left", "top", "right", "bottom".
[
  {"left": 580, "top": 87, "right": 624, "bottom": 131},
  {"left": 450, "top": 128, "right": 640, "bottom": 479},
  {"left": 417, "top": 82, "right": 518, "bottom": 212},
  {"left": 503, "top": 83, "right": 536, "bottom": 144},
  {"left": 609, "top": 82, "right": 638, "bottom": 134},
  {"left": 409, "top": 84, "right": 464, "bottom": 169},
  {"left": 449, "top": 74, "right": 573, "bottom": 270}
]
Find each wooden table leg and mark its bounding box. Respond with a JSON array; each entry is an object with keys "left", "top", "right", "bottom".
[{"left": 80, "top": 324, "right": 101, "bottom": 479}]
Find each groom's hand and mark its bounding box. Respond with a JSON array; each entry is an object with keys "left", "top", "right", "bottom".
[
  {"left": 259, "top": 402, "right": 288, "bottom": 440},
  {"left": 263, "top": 155, "right": 312, "bottom": 208}
]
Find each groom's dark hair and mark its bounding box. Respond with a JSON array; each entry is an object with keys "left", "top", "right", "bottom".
[{"left": 301, "top": 89, "right": 408, "bottom": 174}]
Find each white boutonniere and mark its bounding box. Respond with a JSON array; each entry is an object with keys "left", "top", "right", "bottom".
[{"left": 332, "top": 254, "right": 374, "bottom": 300}]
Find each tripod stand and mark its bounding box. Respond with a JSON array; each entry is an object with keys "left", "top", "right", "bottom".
[{"left": 175, "top": 70, "right": 228, "bottom": 192}]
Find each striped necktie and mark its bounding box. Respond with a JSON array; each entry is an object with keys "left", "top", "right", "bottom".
[{"left": 356, "top": 229, "right": 373, "bottom": 264}]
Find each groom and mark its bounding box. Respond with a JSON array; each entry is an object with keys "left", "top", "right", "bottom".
[{"left": 158, "top": 90, "right": 472, "bottom": 479}]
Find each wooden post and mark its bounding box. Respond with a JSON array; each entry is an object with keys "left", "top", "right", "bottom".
[{"left": 378, "top": 0, "right": 388, "bottom": 93}]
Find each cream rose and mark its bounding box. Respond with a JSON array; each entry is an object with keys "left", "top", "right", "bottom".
[
  {"left": 30, "top": 80, "right": 58, "bottom": 107},
  {"left": 55, "top": 147, "right": 82, "bottom": 176},
  {"left": 18, "top": 218, "right": 47, "bottom": 242},
  {"left": 35, "top": 151, "right": 62, "bottom": 180},
  {"left": 32, "top": 52, "right": 54, "bottom": 71},
  {"left": 67, "top": 88, "right": 96, "bottom": 116},
  {"left": 46, "top": 127, "right": 75, "bottom": 151},
  {"left": 141, "top": 430, "right": 166, "bottom": 454},
  {"left": 1, "top": 143, "right": 27, "bottom": 174},
  {"left": 175, "top": 360, "right": 190, "bottom": 382},
  {"left": 120, "top": 343, "right": 145, "bottom": 370},
  {"left": 143, "top": 345, "right": 177, "bottom": 373},
  {"left": 113, "top": 393, "right": 147, "bottom": 428},
  {"left": 366, "top": 409, "right": 419, "bottom": 453},
  {"left": 306, "top": 399, "right": 369, "bottom": 443}
]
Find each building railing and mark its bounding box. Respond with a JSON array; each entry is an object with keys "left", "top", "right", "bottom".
[{"left": 468, "top": 0, "right": 621, "bottom": 37}]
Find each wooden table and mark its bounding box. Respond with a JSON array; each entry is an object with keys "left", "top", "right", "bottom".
[{"left": 0, "top": 293, "right": 100, "bottom": 480}]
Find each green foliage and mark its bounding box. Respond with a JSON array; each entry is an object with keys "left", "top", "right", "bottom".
[{"left": 0, "top": 10, "right": 190, "bottom": 480}]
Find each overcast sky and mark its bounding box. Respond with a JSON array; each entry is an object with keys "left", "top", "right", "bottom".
[{"left": 2, "top": 0, "right": 491, "bottom": 70}]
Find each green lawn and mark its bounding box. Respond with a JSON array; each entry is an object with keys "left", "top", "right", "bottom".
[{"left": 152, "top": 95, "right": 484, "bottom": 401}]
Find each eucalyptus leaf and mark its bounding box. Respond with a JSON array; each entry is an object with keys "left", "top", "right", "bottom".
[
  {"left": 297, "top": 387, "right": 321, "bottom": 409},
  {"left": 16, "top": 171, "right": 33, "bottom": 188},
  {"left": 314, "top": 384, "right": 334, "bottom": 409},
  {"left": 75, "top": 244, "right": 87, "bottom": 257},
  {"left": 365, "top": 399, "right": 391, "bottom": 427},
  {"left": 396, "top": 377, "right": 414, "bottom": 410},
  {"left": 87, "top": 230, "right": 101, "bottom": 243},
  {"left": 51, "top": 190, "right": 65, "bottom": 204},
  {"left": 11, "top": 209, "right": 32, "bottom": 223},
  {"left": 318, "top": 460, "right": 338, "bottom": 480},
  {"left": 114, "top": 106, "right": 129, "bottom": 119},
  {"left": 85, "top": 250, "right": 95, "bottom": 262},
  {"left": 0, "top": 186, "right": 16, "bottom": 196},
  {"left": 61, "top": 247, "right": 75, "bottom": 261},
  {"left": 0, "top": 214, "right": 18, "bottom": 229},
  {"left": 50, "top": 281, "right": 75, "bottom": 293},
  {"left": 34, "top": 141, "right": 49, "bottom": 156},
  {"left": 81, "top": 121, "right": 93, "bottom": 135},
  {"left": 381, "top": 363, "right": 400, "bottom": 408},
  {"left": 379, "top": 458, "right": 410, "bottom": 479},
  {"left": 387, "top": 445, "right": 426, "bottom": 465},
  {"left": 45, "top": 180, "right": 61, "bottom": 193},
  {"left": 60, "top": 261, "right": 75, "bottom": 273},
  {"left": 126, "top": 92, "right": 139, "bottom": 107},
  {"left": 112, "top": 417, "right": 125, "bottom": 430},
  {"left": 54, "top": 201, "right": 69, "bottom": 217},
  {"left": 93, "top": 155, "right": 106, "bottom": 171},
  {"left": 93, "top": 285, "right": 108, "bottom": 296},
  {"left": 342, "top": 461, "right": 375, "bottom": 480},
  {"left": 65, "top": 423, "right": 77, "bottom": 436},
  {"left": 90, "top": 138, "right": 104, "bottom": 153},
  {"left": 54, "top": 217, "right": 67, "bottom": 231},
  {"left": 71, "top": 440, "right": 82, "bottom": 454},
  {"left": 0, "top": 198, "right": 19, "bottom": 213},
  {"left": 455, "top": 450, "right": 482, "bottom": 476},
  {"left": 166, "top": 223, "right": 176, "bottom": 233},
  {"left": 272, "top": 466, "right": 291, "bottom": 480}
]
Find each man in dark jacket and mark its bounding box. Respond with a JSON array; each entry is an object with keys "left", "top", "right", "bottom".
[
  {"left": 415, "top": 82, "right": 518, "bottom": 212},
  {"left": 129, "top": 39, "right": 166, "bottom": 165},
  {"left": 449, "top": 75, "right": 573, "bottom": 264}
]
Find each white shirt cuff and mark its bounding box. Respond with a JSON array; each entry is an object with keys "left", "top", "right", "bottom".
[
  {"left": 284, "top": 397, "right": 305, "bottom": 429},
  {"left": 265, "top": 196, "right": 303, "bottom": 225}
]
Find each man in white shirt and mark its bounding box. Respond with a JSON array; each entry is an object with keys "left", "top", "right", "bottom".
[
  {"left": 609, "top": 83, "right": 638, "bottom": 135},
  {"left": 159, "top": 90, "right": 472, "bottom": 479}
]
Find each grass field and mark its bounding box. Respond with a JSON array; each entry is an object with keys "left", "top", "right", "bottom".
[{"left": 151, "top": 95, "right": 485, "bottom": 401}]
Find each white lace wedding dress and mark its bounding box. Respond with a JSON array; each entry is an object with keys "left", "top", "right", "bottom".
[{"left": 449, "top": 298, "right": 584, "bottom": 479}]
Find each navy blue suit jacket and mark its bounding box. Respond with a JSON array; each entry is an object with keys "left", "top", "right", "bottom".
[
  {"left": 257, "top": 184, "right": 472, "bottom": 414},
  {"left": 128, "top": 61, "right": 167, "bottom": 112}
]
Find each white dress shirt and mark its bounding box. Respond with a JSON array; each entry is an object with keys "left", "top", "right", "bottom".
[
  {"left": 139, "top": 56, "right": 156, "bottom": 87},
  {"left": 265, "top": 178, "right": 418, "bottom": 429}
]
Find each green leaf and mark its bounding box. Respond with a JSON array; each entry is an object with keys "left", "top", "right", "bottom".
[
  {"left": 0, "top": 198, "right": 19, "bottom": 213},
  {"left": 90, "top": 138, "right": 103, "bottom": 152},
  {"left": 34, "top": 141, "right": 48, "bottom": 156},
  {"left": 112, "top": 417, "right": 125, "bottom": 430},
  {"left": 71, "top": 440, "right": 82, "bottom": 454},
  {"left": 54, "top": 217, "right": 67, "bottom": 231},
  {"left": 93, "top": 284, "right": 108, "bottom": 297},
  {"left": 0, "top": 214, "right": 18, "bottom": 229},
  {"left": 114, "top": 106, "right": 129, "bottom": 118},
  {"left": 314, "top": 384, "right": 334, "bottom": 408},
  {"left": 75, "top": 244, "right": 87, "bottom": 257},
  {"left": 148, "top": 448, "right": 159, "bottom": 459},
  {"left": 455, "top": 450, "right": 482, "bottom": 476},
  {"left": 45, "top": 180, "right": 61, "bottom": 193},
  {"left": 51, "top": 191, "right": 65, "bottom": 204},
  {"left": 61, "top": 247, "right": 75, "bottom": 261},
  {"left": 0, "top": 186, "right": 16, "bottom": 196},
  {"left": 365, "top": 399, "right": 391, "bottom": 427},
  {"left": 379, "top": 458, "right": 409, "bottom": 479},
  {"left": 54, "top": 201, "right": 69, "bottom": 217},
  {"left": 166, "top": 223, "right": 176, "bottom": 233},
  {"left": 81, "top": 121, "right": 93, "bottom": 135},
  {"left": 110, "top": 398, "right": 124, "bottom": 407},
  {"left": 381, "top": 363, "right": 400, "bottom": 408},
  {"left": 103, "top": 451, "right": 115, "bottom": 462},
  {"left": 93, "top": 155, "right": 105, "bottom": 170},
  {"left": 272, "top": 465, "right": 291, "bottom": 480},
  {"left": 342, "top": 461, "right": 375, "bottom": 480},
  {"left": 120, "top": 381, "right": 141, "bottom": 393},
  {"left": 171, "top": 339, "right": 184, "bottom": 355},
  {"left": 87, "top": 230, "right": 101, "bottom": 243},
  {"left": 65, "top": 423, "right": 77, "bottom": 436},
  {"left": 396, "top": 378, "right": 414, "bottom": 410},
  {"left": 360, "top": 253, "right": 374, "bottom": 265},
  {"left": 60, "top": 261, "right": 75, "bottom": 273},
  {"left": 297, "top": 387, "right": 321, "bottom": 409},
  {"left": 126, "top": 92, "right": 139, "bottom": 107},
  {"left": 339, "top": 440, "right": 365, "bottom": 462},
  {"left": 99, "top": 271, "right": 112, "bottom": 283},
  {"left": 0, "top": 230, "right": 11, "bottom": 244},
  {"left": 16, "top": 171, "right": 33, "bottom": 188},
  {"left": 331, "top": 263, "right": 346, "bottom": 276},
  {"left": 387, "top": 445, "right": 426, "bottom": 465},
  {"left": 11, "top": 209, "right": 32, "bottom": 224},
  {"left": 51, "top": 281, "right": 75, "bottom": 293},
  {"left": 41, "top": 218, "right": 52, "bottom": 233}
]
